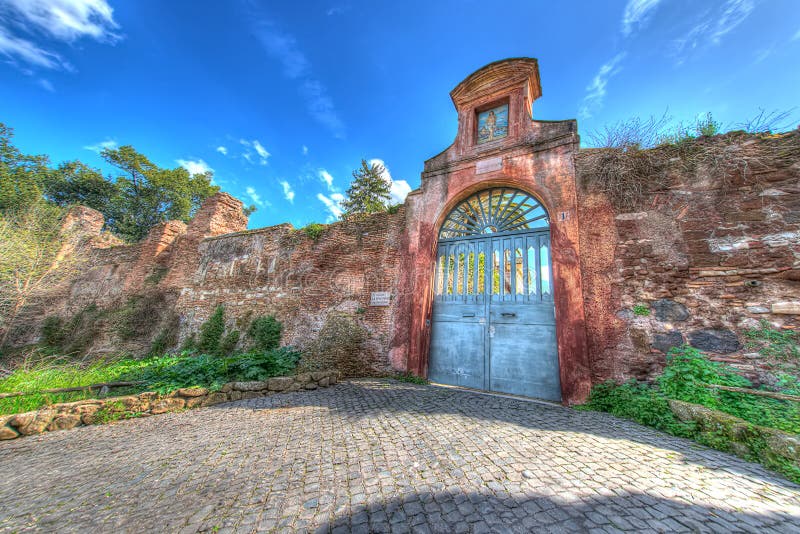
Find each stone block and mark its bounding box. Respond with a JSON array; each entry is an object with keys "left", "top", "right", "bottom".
[
  {"left": 150, "top": 398, "right": 186, "bottom": 414},
  {"left": 13, "top": 410, "right": 55, "bottom": 436},
  {"left": 772, "top": 302, "right": 800, "bottom": 315},
  {"left": 688, "top": 329, "right": 740, "bottom": 354},
  {"left": 652, "top": 331, "right": 683, "bottom": 354},
  {"left": 651, "top": 299, "right": 689, "bottom": 322},
  {"left": 184, "top": 396, "right": 206, "bottom": 409},
  {"left": 201, "top": 392, "right": 229, "bottom": 407},
  {"left": 318, "top": 377, "right": 330, "bottom": 387},
  {"left": 175, "top": 387, "right": 209, "bottom": 397},
  {"left": 229, "top": 391, "right": 243, "bottom": 401},
  {"left": 766, "top": 433, "right": 800, "bottom": 462},
  {"left": 47, "top": 414, "right": 82, "bottom": 432},
  {"left": 0, "top": 425, "right": 19, "bottom": 440},
  {"left": 305, "top": 382, "right": 318, "bottom": 390},
  {"left": 231, "top": 381, "right": 268, "bottom": 392},
  {"left": 295, "top": 373, "right": 312, "bottom": 384},
  {"left": 267, "top": 377, "right": 294, "bottom": 391},
  {"left": 310, "top": 371, "right": 328, "bottom": 381}
]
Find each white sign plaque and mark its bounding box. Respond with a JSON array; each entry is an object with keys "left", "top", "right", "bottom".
[
  {"left": 370, "top": 291, "right": 391, "bottom": 306},
  {"left": 476, "top": 157, "right": 502, "bottom": 175}
]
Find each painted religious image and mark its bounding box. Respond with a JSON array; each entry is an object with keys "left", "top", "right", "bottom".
[{"left": 477, "top": 103, "right": 509, "bottom": 144}]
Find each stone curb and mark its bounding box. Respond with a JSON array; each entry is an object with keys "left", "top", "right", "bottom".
[
  {"left": 0, "top": 370, "right": 339, "bottom": 441},
  {"left": 669, "top": 399, "right": 800, "bottom": 466}
]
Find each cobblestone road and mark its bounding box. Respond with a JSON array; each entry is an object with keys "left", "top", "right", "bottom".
[{"left": 1, "top": 380, "right": 800, "bottom": 533}]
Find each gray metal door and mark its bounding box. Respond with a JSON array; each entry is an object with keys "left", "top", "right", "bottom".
[{"left": 428, "top": 188, "right": 561, "bottom": 401}]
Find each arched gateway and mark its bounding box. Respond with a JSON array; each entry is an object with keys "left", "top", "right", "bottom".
[
  {"left": 394, "top": 57, "right": 592, "bottom": 404},
  {"left": 429, "top": 188, "right": 560, "bottom": 399}
]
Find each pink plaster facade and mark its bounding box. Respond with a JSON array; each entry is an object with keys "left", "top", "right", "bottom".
[{"left": 392, "top": 58, "right": 593, "bottom": 404}]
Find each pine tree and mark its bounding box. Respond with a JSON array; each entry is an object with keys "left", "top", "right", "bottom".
[{"left": 341, "top": 159, "right": 391, "bottom": 218}]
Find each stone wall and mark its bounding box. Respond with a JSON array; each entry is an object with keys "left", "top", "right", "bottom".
[
  {"left": 5, "top": 131, "right": 800, "bottom": 395},
  {"left": 0, "top": 370, "right": 338, "bottom": 440},
  {"left": 578, "top": 131, "right": 800, "bottom": 384}
]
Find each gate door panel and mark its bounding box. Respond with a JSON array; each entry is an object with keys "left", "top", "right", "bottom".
[{"left": 430, "top": 188, "right": 561, "bottom": 400}]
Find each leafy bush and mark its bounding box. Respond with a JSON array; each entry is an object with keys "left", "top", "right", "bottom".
[
  {"left": 219, "top": 330, "right": 240, "bottom": 356},
  {"left": 302, "top": 223, "right": 326, "bottom": 241},
  {"left": 632, "top": 304, "right": 650, "bottom": 317},
  {"left": 198, "top": 305, "right": 226, "bottom": 355},
  {"left": 658, "top": 346, "right": 751, "bottom": 407},
  {"left": 248, "top": 315, "right": 282, "bottom": 352},
  {"left": 124, "top": 348, "right": 300, "bottom": 394},
  {"left": 392, "top": 372, "right": 428, "bottom": 385},
  {"left": 578, "top": 380, "right": 694, "bottom": 437}
]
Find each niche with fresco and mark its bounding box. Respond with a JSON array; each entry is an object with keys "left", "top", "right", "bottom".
[{"left": 477, "top": 103, "right": 508, "bottom": 144}]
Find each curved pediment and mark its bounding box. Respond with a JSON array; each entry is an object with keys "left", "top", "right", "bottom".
[{"left": 449, "top": 57, "right": 542, "bottom": 109}]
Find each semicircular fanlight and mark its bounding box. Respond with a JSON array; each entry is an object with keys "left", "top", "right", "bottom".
[{"left": 439, "top": 188, "right": 548, "bottom": 240}]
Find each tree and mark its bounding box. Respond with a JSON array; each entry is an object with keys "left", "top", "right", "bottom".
[
  {"left": 341, "top": 159, "right": 391, "bottom": 218},
  {"left": 0, "top": 123, "right": 52, "bottom": 212},
  {"left": 98, "top": 145, "right": 220, "bottom": 241},
  {"left": 0, "top": 202, "right": 83, "bottom": 346}
]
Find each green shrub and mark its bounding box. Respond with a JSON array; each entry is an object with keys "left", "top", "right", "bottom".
[
  {"left": 658, "top": 345, "right": 751, "bottom": 408},
  {"left": 578, "top": 380, "right": 694, "bottom": 437},
  {"left": 695, "top": 112, "right": 721, "bottom": 137},
  {"left": 387, "top": 204, "right": 401, "bottom": 214},
  {"left": 302, "top": 223, "right": 326, "bottom": 241},
  {"left": 198, "top": 306, "right": 226, "bottom": 355},
  {"left": 632, "top": 304, "right": 650, "bottom": 317},
  {"left": 219, "top": 330, "right": 240, "bottom": 356},
  {"left": 248, "top": 315, "right": 282, "bottom": 352}
]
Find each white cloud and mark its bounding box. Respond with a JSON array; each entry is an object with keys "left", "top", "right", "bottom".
[
  {"left": 0, "top": 0, "right": 119, "bottom": 72},
  {"left": 621, "top": 0, "right": 663, "bottom": 36},
  {"left": 302, "top": 145, "right": 309, "bottom": 155},
  {"left": 249, "top": 9, "right": 345, "bottom": 138},
  {"left": 317, "top": 192, "right": 344, "bottom": 222},
  {"left": 0, "top": 26, "right": 68, "bottom": 70},
  {"left": 239, "top": 139, "right": 269, "bottom": 164},
  {"left": 672, "top": 0, "right": 755, "bottom": 62},
  {"left": 578, "top": 53, "right": 626, "bottom": 119},
  {"left": 177, "top": 159, "right": 213, "bottom": 176},
  {"left": 37, "top": 78, "right": 54, "bottom": 92},
  {"left": 83, "top": 138, "right": 117, "bottom": 152},
  {"left": 216, "top": 145, "right": 228, "bottom": 155},
  {"left": 318, "top": 169, "right": 335, "bottom": 191},
  {"left": 252, "top": 140, "right": 270, "bottom": 163},
  {"left": 246, "top": 186, "right": 271, "bottom": 207},
  {"left": 4, "top": 0, "right": 120, "bottom": 42},
  {"left": 368, "top": 158, "right": 410, "bottom": 204},
  {"left": 279, "top": 180, "right": 295, "bottom": 203}
]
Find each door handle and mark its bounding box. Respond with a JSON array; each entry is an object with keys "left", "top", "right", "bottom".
[
  {"left": 462, "top": 313, "right": 475, "bottom": 317},
  {"left": 501, "top": 312, "right": 517, "bottom": 318}
]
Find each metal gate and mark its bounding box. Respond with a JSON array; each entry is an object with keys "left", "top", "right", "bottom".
[{"left": 429, "top": 188, "right": 561, "bottom": 401}]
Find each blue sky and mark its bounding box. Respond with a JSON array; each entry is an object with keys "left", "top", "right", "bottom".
[{"left": 1, "top": 0, "right": 798, "bottom": 229}]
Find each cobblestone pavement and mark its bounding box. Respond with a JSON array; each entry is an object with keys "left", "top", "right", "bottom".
[{"left": 1, "top": 380, "right": 800, "bottom": 533}]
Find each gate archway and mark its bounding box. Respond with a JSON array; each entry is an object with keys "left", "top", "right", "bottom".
[{"left": 429, "top": 187, "right": 561, "bottom": 401}]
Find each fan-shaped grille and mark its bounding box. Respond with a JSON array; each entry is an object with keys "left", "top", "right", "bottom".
[{"left": 439, "top": 188, "right": 548, "bottom": 240}]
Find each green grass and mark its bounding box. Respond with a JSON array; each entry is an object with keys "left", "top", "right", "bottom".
[
  {"left": 0, "top": 348, "right": 301, "bottom": 416},
  {"left": 392, "top": 372, "right": 429, "bottom": 385}
]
